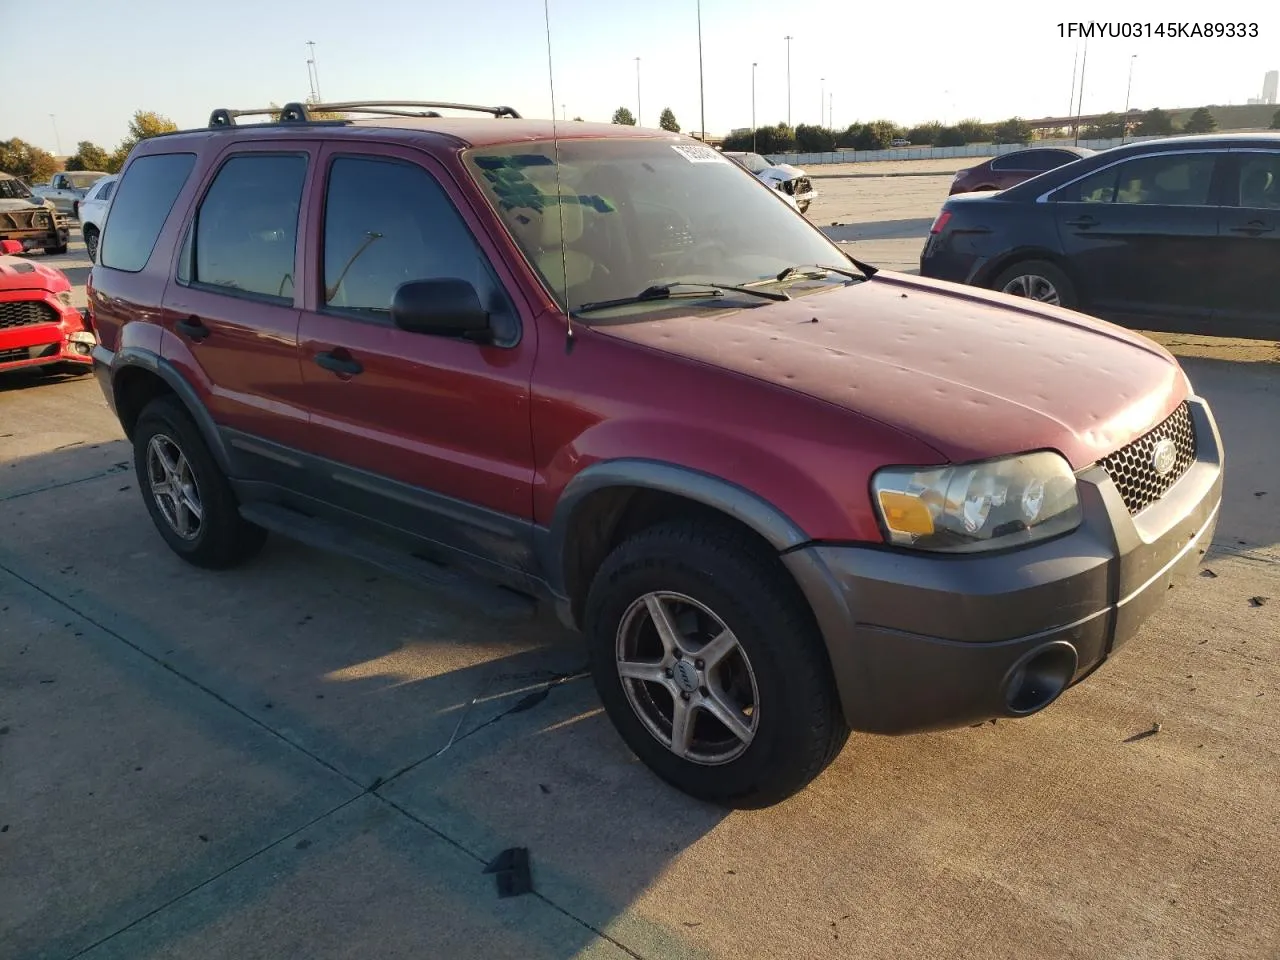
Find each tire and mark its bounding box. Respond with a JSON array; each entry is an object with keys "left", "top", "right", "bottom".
[
  {"left": 991, "top": 259, "right": 1078, "bottom": 310},
  {"left": 132, "top": 395, "right": 267, "bottom": 569},
  {"left": 84, "top": 227, "right": 99, "bottom": 263},
  {"left": 584, "top": 519, "right": 849, "bottom": 808},
  {"left": 44, "top": 244, "right": 69, "bottom": 256}
]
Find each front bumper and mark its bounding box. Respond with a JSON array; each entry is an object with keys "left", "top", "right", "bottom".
[
  {"left": 785, "top": 396, "right": 1224, "bottom": 734},
  {"left": 0, "top": 301, "right": 96, "bottom": 372}
]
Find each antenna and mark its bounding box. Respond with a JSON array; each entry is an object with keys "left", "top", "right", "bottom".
[{"left": 543, "top": 0, "right": 574, "bottom": 351}]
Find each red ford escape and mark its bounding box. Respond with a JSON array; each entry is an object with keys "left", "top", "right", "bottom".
[{"left": 87, "top": 100, "right": 1224, "bottom": 808}]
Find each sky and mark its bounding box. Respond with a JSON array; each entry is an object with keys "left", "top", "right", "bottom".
[{"left": 4, "top": 0, "right": 1278, "bottom": 155}]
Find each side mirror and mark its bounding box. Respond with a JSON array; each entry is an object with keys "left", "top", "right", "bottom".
[
  {"left": 0, "top": 239, "right": 22, "bottom": 255},
  {"left": 391, "top": 278, "right": 491, "bottom": 342}
]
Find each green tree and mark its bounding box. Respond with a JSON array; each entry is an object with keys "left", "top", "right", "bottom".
[
  {"left": 611, "top": 106, "right": 636, "bottom": 125},
  {"left": 937, "top": 126, "right": 967, "bottom": 147},
  {"left": 1083, "top": 112, "right": 1125, "bottom": 139},
  {"left": 1135, "top": 108, "right": 1175, "bottom": 137},
  {"left": 0, "top": 139, "right": 58, "bottom": 183},
  {"left": 65, "top": 141, "right": 111, "bottom": 172},
  {"left": 1183, "top": 107, "right": 1217, "bottom": 134},
  {"left": 1271, "top": 109, "right": 1280, "bottom": 130},
  {"left": 992, "top": 117, "right": 1033, "bottom": 144},
  {"left": 954, "top": 118, "right": 991, "bottom": 143},
  {"left": 658, "top": 107, "right": 680, "bottom": 132},
  {"left": 573, "top": 116, "right": 583, "bottom": 122},
  {"left": 107, "top": 110, "right": 180, "bottom": 172},
  {"left": 906, "top": 122, "right": 943, "bottom": 146},
  {"left": 794, "top": 124, "right": 835, "bottom": 152}
]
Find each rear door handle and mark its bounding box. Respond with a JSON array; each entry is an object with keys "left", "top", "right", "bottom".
[
  {"left": 1228, "top": 220, "right": 1274, "bottom": 235},
  {"left": 175, "top": 317, "right": 211, "bottom": 342},
  {"left": 314, "top": 350, "right": 363, "bottom": 377},
  {"left": 1065, "top": 215, "right": 1098, "bottom": 228}
]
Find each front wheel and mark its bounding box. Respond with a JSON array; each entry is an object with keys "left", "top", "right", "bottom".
[
  {"left": 84, "top": 227, "right": 99, "bottom": 263},
  {"left": 132, "top": 395, "right": 267, "bottom": 569},
  {"left": 584, "top": 520, "right": 849, "bottom": 808},
  {"left": 991, "top": 259, "right": 1078, "bottom": 310}
]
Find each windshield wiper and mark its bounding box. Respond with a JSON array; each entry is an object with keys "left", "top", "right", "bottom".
[
  {"left": 767, "top": 261, "right": 875, "bottom": 284},
  {"left": 575, "top": 280, "right": 789, "bottom": 315}
]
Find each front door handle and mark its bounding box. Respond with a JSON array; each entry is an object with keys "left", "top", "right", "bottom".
[
  {"left": 1065, "top": 215, "right": 1098, "bottom": 228},
  {"left": 1228, "top": 220, "right": 1274, "bottom": 236},
  {"left": 314, "top": 350, "right": 363, "bottom": 377},
  {"left": 175, "top": 317, "right": 211, "bottom": 342}
]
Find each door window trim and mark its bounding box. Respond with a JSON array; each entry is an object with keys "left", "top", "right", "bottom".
[
  {"left": 315, "top": 151, "right": 523, "bottom": 347},
  {"left": 1035, "top": 148, "right": 1230, "bottom": 204},
  {"left": 174, "top": 150, "right": 310, "bottom": 308}
]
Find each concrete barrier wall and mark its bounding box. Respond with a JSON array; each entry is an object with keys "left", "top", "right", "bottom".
[{"left": 765, "top": 136, "right": 1163, "bottom": 167}]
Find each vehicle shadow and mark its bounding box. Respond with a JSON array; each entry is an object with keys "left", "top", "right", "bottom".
[{"left": 822, "top": 217, "right": 936, "bottom": 242}]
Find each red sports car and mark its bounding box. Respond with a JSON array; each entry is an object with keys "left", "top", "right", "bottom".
[
  {"left": 0, "top": 239, "right": 95, "bottom": 375},
  {"left": 949, "top": 146, "right": 1094, "bottom": 195}
]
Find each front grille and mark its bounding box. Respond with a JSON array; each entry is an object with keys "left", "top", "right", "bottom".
[
  {"left": 1100, "top": 401, "right": 1197, "bottom": 515},
  {"left": 0, "top": 300, "right": 59, "bottom": 330}
]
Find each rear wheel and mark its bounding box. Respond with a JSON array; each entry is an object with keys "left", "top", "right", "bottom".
[
  {"left": 992, "top": 259, "right": 1078, "bottom": 310},
  {"left": 84, "top": 226, "right": 99, "bottom": 263},
  {"left": 132, "top": 395, "right": 267, "bottom": 569},
  {"left": 584, "top": 519, "right": 849, "bottom": 808}
]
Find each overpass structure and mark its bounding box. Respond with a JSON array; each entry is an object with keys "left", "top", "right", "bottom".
[{"left": 1027, "top": 110, "right": 1144, "bottom": 131}]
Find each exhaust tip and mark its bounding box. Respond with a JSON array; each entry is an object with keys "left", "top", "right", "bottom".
[{"left": 1002, "top": 641, "right": 1078, "bottom": 716}]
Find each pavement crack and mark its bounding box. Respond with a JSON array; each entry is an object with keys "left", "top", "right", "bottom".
[
  {"left": 0, "top": 463, "right": 130, "bottom": 504},
  {"left": 63, "top": 794, "right": 364, "bottom": 960}
]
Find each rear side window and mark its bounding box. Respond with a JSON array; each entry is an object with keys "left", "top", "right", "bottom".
[
  {"left": 182, "top": 154, "right": 307, "bottom": 303},
  {"left": 101, "top": 153, "right": 196, "bottom": 272},
  {"left": 99, "top": 179, "right": 117, "bottom": 202},
  {"left": 321, "top": 156, "right": 490, "bottom": 315},
  {"left": 992, "top": 150, "right": 1065, "bottom": 173},
  {"left": 1235, "top": 153, "right": 1280, "bottom": 210},
  {"left": 1057, "top": 154, "right": 1218, "bottom": 206}
]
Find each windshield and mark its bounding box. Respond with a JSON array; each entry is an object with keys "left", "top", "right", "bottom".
[
  {"left": 464, "top": 138, "right": 850, "bottom": 315},
  {"left": 64, "top": 171, "right": 106, "bottom": 189},
  {"left": 736, "top": 153, "right": 772, "bottom": 173},
  {"left": 0, "top": 178, "right": 33, "bottom": 200}
]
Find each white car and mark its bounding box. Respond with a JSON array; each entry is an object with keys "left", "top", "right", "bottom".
[
  {"left": 722, "top": 152, "right": 818, "bottom": 214},
  {"left": 77, "top": 174, "right": 118, "bottom": 263}
]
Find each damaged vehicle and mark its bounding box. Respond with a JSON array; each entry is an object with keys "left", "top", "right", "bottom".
[
  {"left": 0, "top": 173, "right": 69, "bottom": 255},
  {"left": 723, "top": 151, "right": 818, "bottom": 213},
  {"left": 0, "top": 239, "right": 95, "bottom": 374}
]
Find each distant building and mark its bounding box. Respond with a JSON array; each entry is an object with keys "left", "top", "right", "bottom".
[{"left": 1264, "top": 70, "right": 1278, "bottom": 105}]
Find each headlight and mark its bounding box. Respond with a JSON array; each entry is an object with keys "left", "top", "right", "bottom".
[
  {"left": 871, "top": 451, "right": 1081, "bottom": 553},
  {"left": 57, "top": 291, "right": 74, "bottom": 307}
]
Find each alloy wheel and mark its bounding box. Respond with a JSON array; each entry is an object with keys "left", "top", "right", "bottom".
[
  {"left": 145, "top": 434, "right": 204, "bottom": 541},
  {"left": 1000, "top": 273, "right": 1061, "bottom": 305},
  {"left": 614, "top": 591, "right": 760, "bottom": 765}
]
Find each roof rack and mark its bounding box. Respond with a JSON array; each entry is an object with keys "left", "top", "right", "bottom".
[{"left": 207, "top": 100, "right": 521, "bottom": 128}]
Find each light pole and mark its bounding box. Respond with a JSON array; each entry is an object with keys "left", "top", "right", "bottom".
[
  {"left": 306, "top": 40, "right": 322, "bottom": 102},
  {"left": 1074, "top": 39, "right": 1089, "bottom": 145},
  {"left": 820, "top": 77, "right": 825, "bottom": 127},
  {"left": 751, "top": 62, "right": 758, "bottom": 151},
  {"left": 829, "top": 92, "right": 833, "bottom": 130},
  {"left": 635, "top": 57, "right": 642, "bottom": 126},
  {"left": 49, "top": 114, "right": 62, "bottom": 156},
  {"left": 1122, "top": 54, "right": 1137, "bottom": 143},
  {"left": 784, "top": 35, "right": 794, "bottom": 128},
  {"left": 697, "top": 0, "right": 706, "bottom": 140}
]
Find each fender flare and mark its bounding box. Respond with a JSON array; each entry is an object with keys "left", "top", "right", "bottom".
[
  {"left": 105, "top": 345, "right": 234, "bottom": 474},
  {"left": 539, "top": 458, "right": 811, "bottom": 597}
]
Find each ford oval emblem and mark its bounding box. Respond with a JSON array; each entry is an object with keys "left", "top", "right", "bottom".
[{"left": 1151, "top": 438, "right": 1178, "bottom": 477}]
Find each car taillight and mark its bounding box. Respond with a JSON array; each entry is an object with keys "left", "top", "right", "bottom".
[{"left": 929, "top": 211, "right": 952, "bottom": 234}]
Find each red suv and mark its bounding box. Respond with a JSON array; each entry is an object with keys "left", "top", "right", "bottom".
[{"left": 88, "top": 100, "right": 1223, "bottom": 808}]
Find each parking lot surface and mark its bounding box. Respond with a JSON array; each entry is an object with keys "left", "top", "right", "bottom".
[{"left": 3, "top": 177, "right": 1279, "bottom": 960}]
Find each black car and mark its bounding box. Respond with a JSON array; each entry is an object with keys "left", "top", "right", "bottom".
[{"left": 920, "top": 133, "right": 1280, "bottom": 340}]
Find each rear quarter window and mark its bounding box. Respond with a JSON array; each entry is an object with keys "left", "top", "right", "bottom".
[{"left": 101, "top": 153, "right": 196, "bottom": 273}]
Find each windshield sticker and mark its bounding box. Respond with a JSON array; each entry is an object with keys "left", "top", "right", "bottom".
[{"left": 671, "top": 144, "right": 728, "bottom": 164}]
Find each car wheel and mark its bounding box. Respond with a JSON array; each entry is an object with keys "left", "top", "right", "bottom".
[
  {"left": 132, "top": 395, "right": 267, "bottom": 569},
  {"left": 992, "top": 259, "right": 1078, "bottom": 310},
  {"left": 44, "top": 244, "right": 69, "bottom": 256},
  {"left": 584, "top": 519, "right": 849, "bottom": 808},
  {"left": 84, "top": 227, "right": 99, "bottom": 263}
]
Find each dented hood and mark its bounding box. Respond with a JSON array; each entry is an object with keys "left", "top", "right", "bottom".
[
  {"left": 594, "top": 271, "right": 1188, "bottom": 469},
  {"left": 0, "top": 254, "right": 71, "bottom": 294}
]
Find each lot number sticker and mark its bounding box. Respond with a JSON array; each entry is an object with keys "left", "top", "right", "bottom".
[{"left": 671, "top": 144, "right": 728, "bottom": 164}]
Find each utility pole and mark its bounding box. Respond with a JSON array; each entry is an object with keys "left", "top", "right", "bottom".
[
  {"left": 784, "top": 35, "right": 794, "bottom": 128},
  {"left": 697, "top": 0, "right": 706, "bottom": 140},
  {"left": 829, "top": 92, "right": 833, "bottom": 130},
  {"left": 635, "top": 57, "right": 642, "bottom": 126},
  {"left": 751, "top": 62, "right": 758, "bottom": 151},
  {"left": 1122, "top": 55, "right": 1137, "bottom": 143},
  {"left": 49, "top": 114, "right": 62, "bottom": 156},
  {"left": 306, "top": 40, "right": 322, "bottom": 102},
  {"left": 1074, "top": 39, "right": 1088, "bottom": 145},
  {"left": 820, "top": 77, "right": 825, "bottom": 127}
]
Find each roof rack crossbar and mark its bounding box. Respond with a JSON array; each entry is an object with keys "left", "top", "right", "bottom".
[
  {"left": 208, "top": 102, "right": 313, "bottom": 128},
  {"left": 306, "top": 100, "right": 521, "bottom": 118}
]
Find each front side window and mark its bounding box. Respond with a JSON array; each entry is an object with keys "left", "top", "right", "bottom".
[
  {"left": 186, "top": 154, "right": 307, "bottom": 302},
  {"left": 465, "top": 138, "right": 855, "bottom": 315},
  {"left": 0, "top": 178, "right": 32, "bottom": 200},
  {"left": 100, "top": 153, "right": 196, "bottom": 273},
  {"left": 1235, "top": 153, "right": 1280, "bottom": 210},
  {"left": 321, "top": 156, "right": 495, "bottom": 316},
  {"left": 1058, "top": 153, "right": 1217, "bottom": 206}
]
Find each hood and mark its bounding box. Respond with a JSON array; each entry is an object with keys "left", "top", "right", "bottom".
[
  {"left": 0, "top": 197, "right": 53, "bottom": 211},
  {"left": 593, "top": 272, "right": 1187, "bottom": 469},
  {"left": 760, "top": 164, "right": 806, "bottom": 182},
  {"left": 0, "top": 254, "right": 71, "bottom": 294}
]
